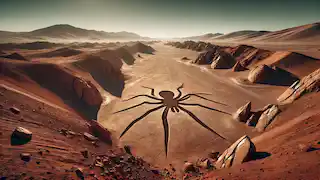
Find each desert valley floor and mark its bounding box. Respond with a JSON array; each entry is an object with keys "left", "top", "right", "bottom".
[{"left": 0, "top": 40, "right": 319, "bottom": 179}]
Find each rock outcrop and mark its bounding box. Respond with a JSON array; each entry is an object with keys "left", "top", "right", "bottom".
[
  {"left": 255, "top": 105, "right": 280, "bottom": 132},
  {"left": 215, "top": 135, "right": 256, "bottom": 168},
  {"left": 193, "top": 50, "right": 216, "bottom": 64},
  {"left": 278, "top": 68, "right": 320, "bottom": 104},
  {"left": 232, "top": 61, "right": 247, "bottom": 72},
  {"left": 248, "top": 64, "right": 275, "bottom": 83},
  {"left": 233, "top": 102, "right": 251, "bottom": 122},
  {"left": 73, "top": 77, "right": 103, "bottom": 106},
  {"left": 211, "top": 52, "right": 236, "bottom": 69},
  {"left": 88, "top": 120, "right": 112, "bottom": 144}
]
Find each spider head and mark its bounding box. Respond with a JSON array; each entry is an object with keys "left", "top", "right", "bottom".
[{"left": 159, "top": 91, "right": 174, "bottom": 99}]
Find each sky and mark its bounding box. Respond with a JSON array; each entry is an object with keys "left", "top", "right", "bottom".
[{"left": 0, "top": 0, "right": 319, "bottom": 38}]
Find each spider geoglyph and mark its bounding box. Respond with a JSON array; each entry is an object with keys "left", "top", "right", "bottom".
[{"left": 113, "top": 84, "right": 231, "bottom": 155}]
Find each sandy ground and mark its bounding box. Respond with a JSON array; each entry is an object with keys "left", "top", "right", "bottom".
[{"left": 98, "top": 44, "right": 287, "bottom": 171}]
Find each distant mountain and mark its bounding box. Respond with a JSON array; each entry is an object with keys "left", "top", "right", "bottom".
[
  {"left": 0, "top": 24, "right": 146, "bottom": 43},
  {"left": 212, "top": 30, "right": 269, "bottom": 41},
  {"left": 182, "top": 33, "right": 223, "bottom": 40},
  {"left": 249, "top": 22, "right": 320, "bottom": 42},
  {"left": 210, "top": 22, "right": 320, "bottom": 43}
]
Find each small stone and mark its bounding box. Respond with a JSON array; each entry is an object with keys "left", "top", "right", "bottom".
[
  {"left": 59, "top": 129, "right": 68, "bottom": 136},
  {"left": 81, "top": 150, "right": 89, "bottom": 158},
  {"left": 89, "top": 171, "right": 95, "bottom": 176},
  {"left": 83, "top": 132, "right": 98, "bottom": 141},
  {"left": 68, "top": 131, "right": 76, "bottom": 136},
  {"left": 197, "top": 158, "right": 212, "bottom": 169},
  {"left": 75, "top": 168, "right": 84, "bottom": 179},
  {"left": 36, "top": 161, "right": 40, "bottom": 165},
  {"left": 208, "top": 151, "right": 220, "bottom": 160},
  {"left": 20, "top": 153, "right": 31, "bottom": 162},
  {"left": 124, "top": 145, "right": 132, "bottom": 155},
  {"left": 9, "top": 107, "right": 20, "bottom": 114},
  {"left": 183, "top": 162, "right": 197, "bottom": 173}
]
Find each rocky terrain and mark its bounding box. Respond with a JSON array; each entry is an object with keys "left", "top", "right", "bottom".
[{"left": 1, "top": 24, "right": 320, "bottom": 179}]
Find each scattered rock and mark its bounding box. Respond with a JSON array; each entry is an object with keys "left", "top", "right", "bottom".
[
  {"left": 233, "top": 102, "right": 251, "bottom": 122},
  {"left": 124, "top": 145, "right": 132, "bottom": 155},
  {"left": 183, "top": 162, "right": 197, "bottom": 173},
  {"left": 215, "top": 135, "right": 256, "bottom": 169},
  {"left": 248, "top": 64, "right": 274, "bottom": 83},
  {"left": 59, "top": 128, "right": 68, "bottom": 136},
  {"left": 255, "top": 105, "right": 280, "bottom": 132},
  {"left": 11, "top": 127, "right": 32, "bottom": 145},
  {"left": 278, "top": 69, "right": 320, "bottom": 104},
  {"left": 81, "top": 150, "right": 89, "bottom": 158},
  {"left": 9, "top": 107, "right": 20, "bottom": 114},
  {"left": 75, "top": 168, "right": 84, "bottom": 180},
  {"left": 181, "top": 57, "right": 189, "bottom": 60},
  {"left": 196, "top": 158, "right": 212, "bottom": 169},
  {"left": 246, "top": 111, "right": 262, "bottom": 127},
  {"left": 208, "top": 151, "right": 220, "bottom": 160},
  {"left": 20, "top": 153, "right": 31, "bottom": 162},
  {"left": 137, "top": 54, "right": 142, "bottom": 58},
  {"left": 83, "top": 132, "right": 98, "bottom": 141}
]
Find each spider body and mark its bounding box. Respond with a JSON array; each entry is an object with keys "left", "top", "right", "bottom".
[
  {"left": 159, "top": 91, "right": 179, "bottom": 112},
  {"left": 113, "top": 84, "right": 231, "bottom": 156}
]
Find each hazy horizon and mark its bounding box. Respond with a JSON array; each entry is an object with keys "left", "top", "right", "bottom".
[{"left": 0, "top": 0, "right": 319, "bottom": 38}]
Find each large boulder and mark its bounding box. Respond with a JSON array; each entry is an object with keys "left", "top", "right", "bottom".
[
  {"left": 255, "top": 105, "right": 280, "bottom": 132},
  {"left": 73, "top": 77, "right": 103, "bottom": 106},
  {"left": 248, "top": 64, "right": 274, "bottom": 83},
  {"left": 233, "top": 102, "right": 251, "bottom": 122},
  {"left": 215, "top": 135, "right": 256, "bottom": 169},
  {"left": 277, "top": 68, "right": 320, "bottom": 104},
  {"left": 211, "top": 52, "right": 235, "bottom": 69},
  {"left": 11, "top": 127, "right": 32, "bottom": 145}
]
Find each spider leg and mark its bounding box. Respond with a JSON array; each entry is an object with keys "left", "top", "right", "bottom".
[
  {"left": 179, "top": 94, "right": 227, "bottom": 106},
  {"left": 179, "top": 102, "right": 231, "bottom": 115},
  {"left": 113, "top": 101, "right": 162, "bottom": 114},
  {"left": 170, "top": 107, "right": 176, "bottom": 112},
  {"left": 123, "top": 94, "right": 162, "bottom": 102},
  {"left": 178, "top": 92, "right": 212, "bottom": 101},
  {"left": 174, "top": 83, "right": 184, "bottom": 99},
  {"left": 141, "top": 86, "right": 156, "bottom": 96},
  {"left": 178, "top": 105, "right": 227, "bottom": 140},
  {"left": 162, "top": 107, "right": 170, "bottom": 156},
  {"left": 174, "top": 107, "right": 180, "bottom": 112},
  {"left": 120, "top": 105, "right": 165, "bottom": 137}
]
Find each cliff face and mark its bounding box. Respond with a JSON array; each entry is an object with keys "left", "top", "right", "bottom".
[{"left": 0, "top": 61, "right": 104, "bottom": 119}]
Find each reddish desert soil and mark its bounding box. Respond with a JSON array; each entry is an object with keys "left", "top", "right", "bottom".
[
  {"left": 0, "top": 84, "right": 160, "bottom": 180},
  {"left": 204, "top": 93, "right": 320, "bottom": 180},
  {"left": 0, "top": 40, "right": 319, "bottom": 179}
]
